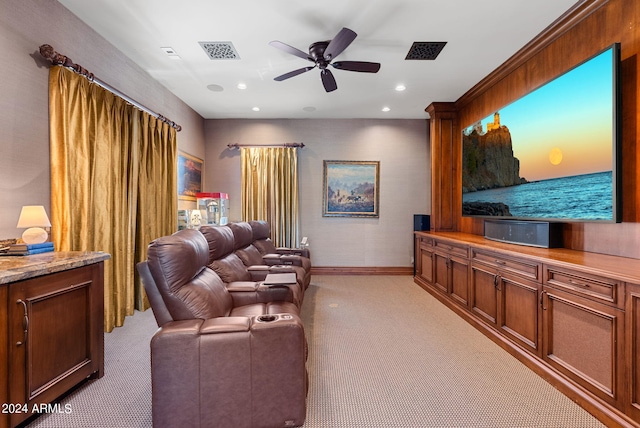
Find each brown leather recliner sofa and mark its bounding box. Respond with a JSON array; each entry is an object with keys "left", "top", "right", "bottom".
[
  {"left": 228, "top": 221, "right": 311, "bottom": 291},
  {"left": 200, "top": 224, "right": 305, "bottom": 307},
  {"left": 137, "top": 228, "right": 307, "bottom": 428},
  {"left": 249, "top": 221, "right": 311, "bottom": 290}
]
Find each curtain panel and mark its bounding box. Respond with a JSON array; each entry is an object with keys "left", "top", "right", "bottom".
[
  {"left": 48, "top": 66, "right": 177, "bottom": 332},
  {"left": 240, "top": 147, "right": 299, "bottom": 247}
]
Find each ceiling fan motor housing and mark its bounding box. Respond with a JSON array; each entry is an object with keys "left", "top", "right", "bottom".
[{"left": 309, "top": 41, "right": 331, "bottom": 68}]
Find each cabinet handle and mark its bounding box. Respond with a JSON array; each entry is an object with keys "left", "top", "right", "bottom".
[
  {"left": 16, "top": 299, "right": 28, "bottom": 346},
  {"left": 493, "top": 274, "right": 500, "bottom": 290},
  {"left": 540, "top": 291, "right": 547, "bottom": 310},
  {"left": 494, "top": 259, "right": 506, "bottom": 265}
]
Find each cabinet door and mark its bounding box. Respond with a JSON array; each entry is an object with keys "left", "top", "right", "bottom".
[
  {"left": 433, "top": 252, "right": 449, "bottom": 294},
  {"left": 419, "top": 248, "right": 434, "bottom": 284},
  {"left": 8, "top": 264, "right": 104, "bottom": 426},
  {"left": 627, "top": 283, "right": 640, "bottom": 419},
  {"left": 470, "top": 264, "right": 498, "bottom": 326},
  {"left": 542, "top": 286, "right": 624, "bottom": 408},
  {"left": 449, "top": 256, "right": 469, "bottom": 307},
  {"left": 499, "top": 274, "right": 541, "bottom": 356}
]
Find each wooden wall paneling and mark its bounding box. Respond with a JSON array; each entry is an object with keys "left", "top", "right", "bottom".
[
  {"left": 445, "top": 0, "right": 640, "bottom": 259},
  {"left": 426, "top": 102, "right": 458, "bottom": 231}
]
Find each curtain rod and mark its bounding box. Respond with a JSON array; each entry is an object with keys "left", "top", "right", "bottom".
[
  {"left": 39, "top": 44, "right": 182, "bottom": 132},
  {"left": 227, "top": 143, "right": 305, "bottom": 150}
]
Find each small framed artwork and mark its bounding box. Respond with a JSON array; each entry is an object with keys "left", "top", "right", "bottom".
[
  {"left": 178, "top": 151, "right": 203, "bottom": 201},
  {"left": 323, "top": 160, "right": 380, "bottom": 218}
]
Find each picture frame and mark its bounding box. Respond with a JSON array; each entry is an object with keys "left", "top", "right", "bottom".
[
  {"left": 323, "top": 160, "right": 380, "bottom": 218},
  {"left": 177, "top": 151, "right": 203, "bottom": 201}
]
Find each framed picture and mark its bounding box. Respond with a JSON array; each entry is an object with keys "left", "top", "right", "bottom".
[
  {"left": 323, "top": 160, "right": 380, "bottom": 217},
  {"left": 178, "top": 151, "right": 203, "bottom": 201}
]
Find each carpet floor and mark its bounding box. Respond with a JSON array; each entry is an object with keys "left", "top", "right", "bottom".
[{"left": 27, "top": 275, "right": 605, "bottom": 427}]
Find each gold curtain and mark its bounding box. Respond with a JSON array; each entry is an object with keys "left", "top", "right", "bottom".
[
  {"left": 48, "top": 66, "right": 177, "bottom": 332},
  {"left": 240, "top": 147, "right": 299, "bottom": 247}
]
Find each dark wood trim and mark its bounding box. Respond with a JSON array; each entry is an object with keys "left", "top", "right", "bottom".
[
  {"left": 311, "top": 266, "right": 413, "bottom": 276},
  {"left": 456, "top": 0, "right": 608, "bottom": 109},
  {"left": 414, "top": 275, "right": 638, "bottom": 428}
]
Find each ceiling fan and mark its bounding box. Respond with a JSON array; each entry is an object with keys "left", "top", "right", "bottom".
[{"left": 269, "top": 27, "right": 381, "bottom": 92}]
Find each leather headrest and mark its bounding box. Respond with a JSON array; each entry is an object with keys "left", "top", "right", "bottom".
[
  {"left": 146, "top": 228, "right": 232, "bottom": 321},
  {"left": 229, "top": 222, "right": 254, "bottom": 250},
  {"left": 200, "top": 225, "right": 235, "bottom": 262},
  {"left": 249, "top": 220, "right": 271, "bottom": 241},
  {"left": 147, "top": 228, "right": 209, "bottom": 294}
]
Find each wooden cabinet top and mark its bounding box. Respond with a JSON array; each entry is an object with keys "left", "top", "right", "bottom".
[
  {"left": 0, "top": 251, "right": 110, "bottom": 284},
  {"left": 416, "top": 231, "right": 640, "bottom": 284}
]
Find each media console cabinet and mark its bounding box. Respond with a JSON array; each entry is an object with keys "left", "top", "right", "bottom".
[
  {"left": 0, "top": 251, "right": 109, "bottom": 428},
  {"left": 414, "top": 231, "right": 640, "bottom": 428}
]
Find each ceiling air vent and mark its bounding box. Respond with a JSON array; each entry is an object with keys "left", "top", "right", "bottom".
[
  {"left": 405, "top": 42, "right": 447, "bottom": 60},
  {"left": 199, "top": 41, "right": 240, "bottom": 60}
]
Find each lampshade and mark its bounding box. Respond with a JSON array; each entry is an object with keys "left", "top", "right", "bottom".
[{"left": 17, "top": 205, "right": 51, "bottom": 244}]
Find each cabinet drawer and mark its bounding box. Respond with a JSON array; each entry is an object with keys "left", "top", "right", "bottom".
[
  {"left": 419, "top": 236, "right": 434, "bottom": 249},
  {"left": 545, "top": 266, "right": 619, "bottom": 306},
  {"left": 434, "top": 240, "right": 468, "bottom": 258},
  {"left": 471, "top": 249, "right": 540, "bottom": 282}
]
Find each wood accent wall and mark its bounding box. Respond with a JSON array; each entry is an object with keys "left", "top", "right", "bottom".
[{"left": 428, "top": 0, "right": 640, "bottom": 259}]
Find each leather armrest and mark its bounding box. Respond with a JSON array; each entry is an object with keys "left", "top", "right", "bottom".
[
  {"left": 226, "top": 281, "right": 259, "bottom": 292},
  {"left": 227, "top": 280, "right": 295, "bottom": 306},
  {"left": 262, "top": 254, "right": 282, "bottom": 265},
  {"left": 276, "top": 247, "right": 310, "bottom": 258},
  {"left": 200, "top": 316, "right": 251, "bottom": 333},
  {"left": 278, "top": 255, "right": 303, "bottom": 267},
  {"left": 246, "top": 267, "right": 268, "bottom": 282},
  {"left": 268, "top": 265, "right": 295, "bottom": 273}
]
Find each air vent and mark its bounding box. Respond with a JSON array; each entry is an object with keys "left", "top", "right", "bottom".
[
  {"left": 199, "top": 41, "right": 240, "bottom": 60},
  {"left": 405, "top": 42, "right": 447, "bottom": 60}
]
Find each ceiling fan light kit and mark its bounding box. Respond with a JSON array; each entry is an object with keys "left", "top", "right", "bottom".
[{"left": 270, "top": 27, "right": 381, "bottom": 93}]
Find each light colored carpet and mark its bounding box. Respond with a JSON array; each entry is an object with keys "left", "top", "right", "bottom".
[{"left": 28, "top": 275, "right": 605, "bottom": 427}]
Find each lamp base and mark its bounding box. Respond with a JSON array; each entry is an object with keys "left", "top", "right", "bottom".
[{"left": 22, "top": 227, "right": 48, "bottom": 245}]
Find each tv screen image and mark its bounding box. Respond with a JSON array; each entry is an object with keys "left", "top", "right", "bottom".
[{"left": 461, "top": 44, "right": 620, "bottom": 223}]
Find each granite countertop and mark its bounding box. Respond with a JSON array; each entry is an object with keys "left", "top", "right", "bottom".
[{"left": 0, "top": 251, "right": 111, "bottom": 284}]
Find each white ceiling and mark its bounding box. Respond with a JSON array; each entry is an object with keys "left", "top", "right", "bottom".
[{"left": 57, "top": 0, "right": 578, "bottom": 120}]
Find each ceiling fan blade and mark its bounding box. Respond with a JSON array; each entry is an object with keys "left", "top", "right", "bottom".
[
  {"left": 323, "top": 27, "right": 357, "bottom": 61},
  {"left": 269, "top": 40, "right": 313, "bottom": 62},
  {"left": 321, "top": 69, "right": 337, "bottom": 92},
  {"left": 274, "top": 66, "right": 316, "bottom": 81},
  {"left": 332, "top": 61, "right": 381, "bottom": 73}
]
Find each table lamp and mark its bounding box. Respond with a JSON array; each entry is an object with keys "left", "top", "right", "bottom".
[{"left": 17, "top": 205, "right": 51, "bottom": 244}]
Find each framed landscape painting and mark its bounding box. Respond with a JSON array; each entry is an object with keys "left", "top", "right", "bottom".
[
  {"left": 178, "top": 151, "right": 203, "bottom": 201},
  {"left": 323, "top": 160, "right": 380, "bottom": 217}
]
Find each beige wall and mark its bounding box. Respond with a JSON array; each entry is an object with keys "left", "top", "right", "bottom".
[
  {"left": 204, "top": 119, "right": 430, "bottom": 267},
  {"left": 0, "top": 0, "right": 205, "bottom": 239}
]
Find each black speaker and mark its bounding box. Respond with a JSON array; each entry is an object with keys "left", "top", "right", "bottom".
[
  {"left": 414, "top": 214, "right": 431, "bottom": 231},
  {"left": 484, "top": 219, "right": 563, "bottom": 248}
]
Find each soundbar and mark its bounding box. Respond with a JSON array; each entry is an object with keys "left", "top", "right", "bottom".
[{"left": 484, "top": 219, "right": 563, "bottom": 248}]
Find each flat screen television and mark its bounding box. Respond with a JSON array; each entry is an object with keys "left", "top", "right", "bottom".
[{"left": 461, "top": 43, "right": 621, "bottom": 223}]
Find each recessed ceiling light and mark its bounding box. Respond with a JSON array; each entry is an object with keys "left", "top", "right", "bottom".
[
  {"left": 382, "top": 106, "right": 391, "bottom": 112},
  {"left": 302, "top": 106, "right": 316, "bottom": 112},
  {"left": 395, "top": 84, "right": 406, "bottom": 91},
  {"left": 207, "top": 84, "right": 224, "bottom": 92},
  {"left": 237, "top": 83, "right": 247, "bottom": 90},
  {"left": 252, "top": 107, "right": 260, "bottom": 112}
]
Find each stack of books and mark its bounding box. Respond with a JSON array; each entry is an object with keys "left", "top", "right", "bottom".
[{"left": 4, "top": 242, "right": 54, "bottom": 256}]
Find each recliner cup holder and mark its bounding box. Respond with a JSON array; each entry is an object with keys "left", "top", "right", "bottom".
[{"left": 255, "top": 314, "right": 293, "bottom": 323}]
